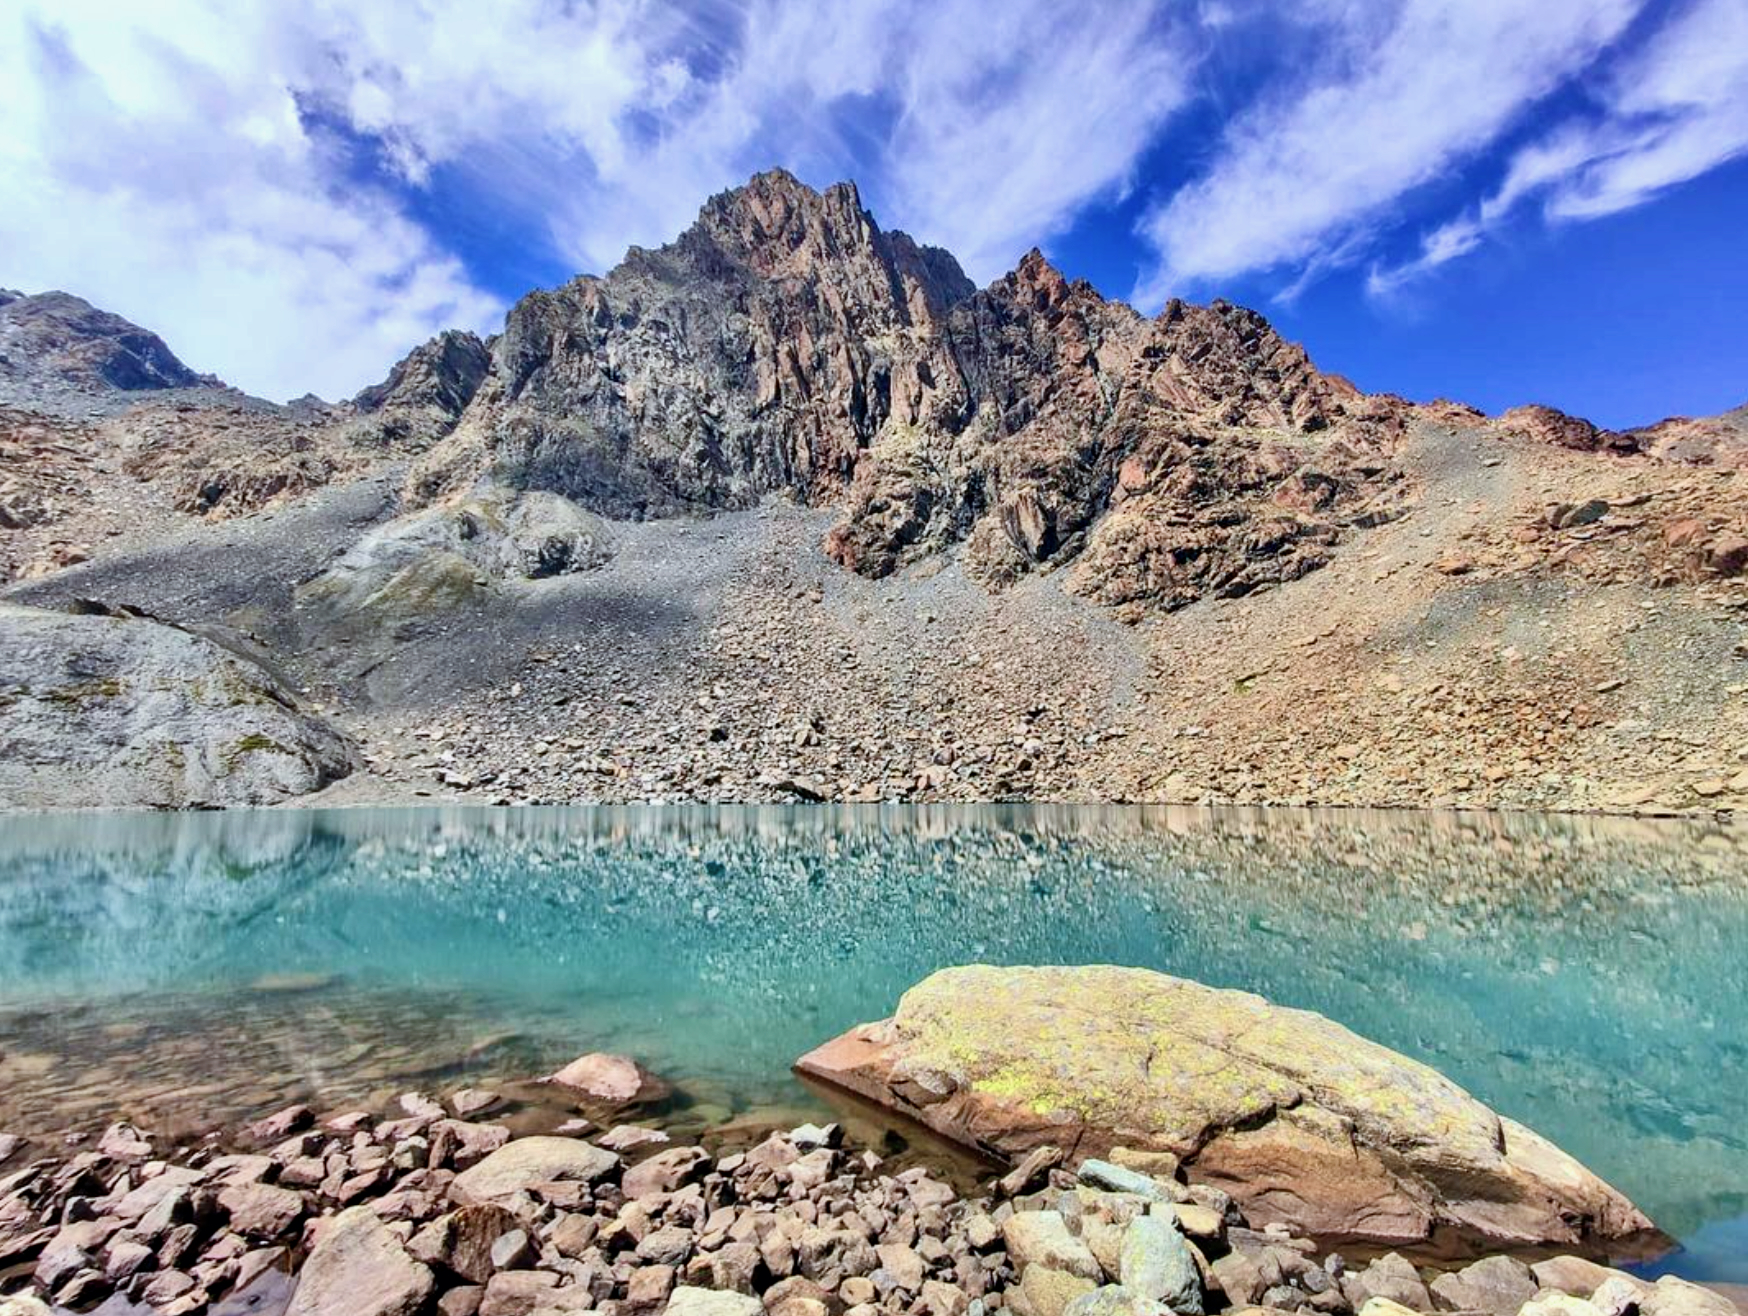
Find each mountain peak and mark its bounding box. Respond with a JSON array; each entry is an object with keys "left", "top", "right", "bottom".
[{"left": 0, "top": 289, "right": 212, "bottom": 412}]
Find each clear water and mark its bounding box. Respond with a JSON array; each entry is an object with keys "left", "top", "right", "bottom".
[{"left": 0, "top": 804, "right": 1744, "bottom": 1279}]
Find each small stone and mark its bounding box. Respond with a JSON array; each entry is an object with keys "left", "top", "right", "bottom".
[
  {"left": 1428, "top": 1255, "right": 1536, "bottom": 1316},
  {"left": 1159, "top": 1203, "right": 1222, "bottom": 1241},
  {"left": 1022, "top": 1265, "right": 1099, "bottom": 1316},
  {"left": 219, "top": 1182, "right": 306, "bottom": 1238},
  {"left": 244, "top": 1106, "right": 314, "bottom": 1144},
  {"left": 624, "top": 1264, "right": 676, "bottom": 1312},
  {"left": 489, "top": 1227, "right": 533, "bottom": 1271},
  {"left": 635, "top": 1225, "right": 694, "bottom": 1266},
  {"left": 999, "top": 1146, "right": 1063, "bottom": 1197},
  {"left": 842, "top": 1277, "right": 878, "bottom": 1305},
  {"left": 623, "top": 1146, "right": 710, "bottom": 1197},
  {"left": 451, "top": 1089, "right": 502, "bottom": 1118},
  {"left": 98, "top": 1122, "right": 153, "bottom": 1160},
  {"left": 546, "top": 1053, "right": 669, "bottom": 1104},
  {"left": 1529, "top": 1257, "right": 1629, "bottom": 1298},
  {"left": 1119, "top": 1215, "right": 1202, "bottom": 1314},
  {"left": 1002, "top": 1212, "right": 1101, "bottom": 1282},
  {"left": 551, "top": 1212, "right": 601, "bottom": 1259},
  {"left": 665, "top": 1286, "right": 763, "bottom": 1316},
  {"left": 439, "top": 1287, "right": 485, "bottom": 1316},
  {"left": 1076, "top": 1160, "right": 1177, "bottom": 1203},
  {"left": 479, "top": 1269, "right": 559, "bottom": 1316},
  {"left": 597, "top": 1125, "right": 670, "bottom": 1152}
]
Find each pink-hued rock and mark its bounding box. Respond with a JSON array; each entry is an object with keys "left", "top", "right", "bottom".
[{"left": 545, "top": 1053, "right": 670, "bottom": 1105}]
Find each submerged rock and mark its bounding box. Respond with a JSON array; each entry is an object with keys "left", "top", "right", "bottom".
[
  {"left": 796, "top": 965, "right": 1662, "bottom": 1256},
  {"left": 546, "top": 1052, "right": 671, "bottom": 1105}
]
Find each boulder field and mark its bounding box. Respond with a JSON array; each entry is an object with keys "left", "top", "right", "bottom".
[
  {"left": 0, "top": 1073, "right": 1726, "bottom": 1316},
  {"left": 795, "top": 966, "right": 1660, "bottom": 1259}
]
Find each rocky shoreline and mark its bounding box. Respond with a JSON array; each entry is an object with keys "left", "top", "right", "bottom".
[{"left": 0, "top": 1071, "right": 1734, "bottom": 1316}]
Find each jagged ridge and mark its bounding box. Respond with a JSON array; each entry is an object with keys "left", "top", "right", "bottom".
[{"left": 404, "top": 169, "right": 1413, "bottom": 611}]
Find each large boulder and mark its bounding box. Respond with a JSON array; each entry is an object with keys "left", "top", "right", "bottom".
[
  {"left": 795, "top": 965, "right": 1661, "bottom": 1257},
  {"left": 286, "top": 1205, "right": 433, "bottom": 1316},
  {"left": 0, "top": 603, "right": 354, "bottom": 809},
  {"left": 448, "top": 1136, "right": 620, "bottom": 1206}
]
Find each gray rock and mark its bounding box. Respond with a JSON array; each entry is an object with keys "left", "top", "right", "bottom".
[
  {"left": 1119, "top": 1215, "right": 1202, "bottom": 1314},
  {"left": 1428, "top": 1255, "right": 1536, "bottom": 1316},
  {"left": 1344, "top": 1254, "right": 1432, "bottom": 1313},
  {"left": 0, "top": 603, "right": 353, "bottom": 809},
  {"left": 665, "top": 1286, "right": 764, "bottom": 1316},
  {"left": 1077, "top": 1160, "right": 1178, "bottom": 1204}
]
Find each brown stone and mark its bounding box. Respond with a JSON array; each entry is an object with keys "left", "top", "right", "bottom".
[
  {"left": 285, "top": 1206, "right": 434, "bottom": 1316},
  {"left": 623, "top": 1146, "right": 711, "bottom": 1198}
]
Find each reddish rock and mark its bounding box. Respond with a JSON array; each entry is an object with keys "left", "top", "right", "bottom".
[{"left": 545, "top": 1052, "right": 671, "bottom": 1105}]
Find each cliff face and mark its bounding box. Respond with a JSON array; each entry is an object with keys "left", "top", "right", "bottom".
[
  {"left": 409, "top": 169, "right": 1409, "bottom": 612},
  {"left": 411, "top": 170, "right": 976, "bottom": 520}
]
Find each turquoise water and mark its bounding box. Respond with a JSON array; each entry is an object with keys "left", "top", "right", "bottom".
[{"left": 0, "top": 804, "right": 1744, "bottom": 1278}]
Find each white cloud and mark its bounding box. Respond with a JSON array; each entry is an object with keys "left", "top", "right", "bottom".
[
  {"left": 7, "top": 0, "right": 1743, "bottom": 405},
  {"left": 1367, "top": 0, "right": 1748, "bottom": 294},
  {"left": 0, "top": 0, "right": 1199, "bottom": 401},
  {"left": 0, "top": 1, "right": 508, "bottom": 402},
  {"left": 1135, "top": 0, "right": 1644, "bottom": 305}
]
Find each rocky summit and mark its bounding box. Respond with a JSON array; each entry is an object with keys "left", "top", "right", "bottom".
[{"left": 2, "top": 169, "right": 1747, "bottom": 812}]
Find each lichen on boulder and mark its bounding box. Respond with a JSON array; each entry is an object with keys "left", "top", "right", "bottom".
[
  {"left": 796, "top": 964, "right": 1661, "bottom": 1257},
  {"left": 0, "top": 602, "right": 354, "bottom": 809}
]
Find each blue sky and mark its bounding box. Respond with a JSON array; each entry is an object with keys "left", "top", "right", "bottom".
[{"left": 3, "top": 0, "right": 1744, "bottom": 427}]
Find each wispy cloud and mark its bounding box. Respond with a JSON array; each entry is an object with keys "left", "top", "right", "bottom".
[
  {"left": 4, "top": 0, "right": 1746, "bottom": 404},
  {"left": 0, "top": 1, "right": 511, "bottom": 402},
  {"left": 1367, "top": 0, "right": 1748, "bottom": 294},
  {"left": 1134, "top": 0, "right": 1644, "bottom": 306}
]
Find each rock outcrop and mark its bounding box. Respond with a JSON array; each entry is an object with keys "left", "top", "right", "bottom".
[
  {"left": 0, "top": 602, "right": 354, "bottom": 808},
  {"left": 407, "top": 170, "right": 1409, "bottom": 614},
  {"left": 350, "top": 329, "right": 493, "bottom": 451},
  {"left": 796, "top": 965, "right": 1659, "bottom": 1257},
  {"left": 0, "top": 290, "right": 209, "bottom": 410}
]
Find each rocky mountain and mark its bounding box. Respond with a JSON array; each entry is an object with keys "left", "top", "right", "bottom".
[
  {"left": 409, "top": 171, "right": 1411, "bottom": 612},
  {"left": 2, "top": 169, "right": 1746, "bottom": 813},
  {"left": 0, "top": 289, "right": 213, "bottom": 411}
]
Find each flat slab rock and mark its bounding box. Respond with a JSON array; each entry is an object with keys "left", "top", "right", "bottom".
[{"left": 796, "top": 964, "right": 1663, "bottom": 1256}]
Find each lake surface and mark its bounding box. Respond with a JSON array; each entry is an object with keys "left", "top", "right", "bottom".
[{"left": 0, "top": 804, "right": 1744, "bottom": 1280}]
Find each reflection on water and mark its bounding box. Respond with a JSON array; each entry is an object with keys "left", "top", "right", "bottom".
[{"left": 0, "top": 804, "right": 1745, "bottom": 1279}]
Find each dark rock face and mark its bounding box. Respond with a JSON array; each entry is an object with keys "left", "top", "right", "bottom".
[
  {"left": 412, "top": 170, "right": 1409, "bottom": 612},
  {"left": 351, "top": 330, "right": 493, "bottom": 451},
  {"left": 356, "top": 330, "right": 492, "bottom": 418},
  {"left": 0, "top": 290, "right": 207, "bottom": 401}
]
